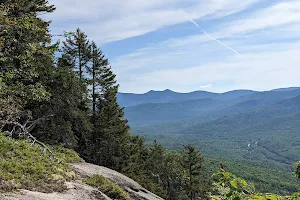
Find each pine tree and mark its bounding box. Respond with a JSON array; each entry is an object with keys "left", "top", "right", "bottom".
[
  {"left": 182, "top": 145, "right": 204, "bottom": 200},
  {"left": 32, "top": 54, "right": 92, "bottom": 150},
  {"left": 121, "top": 135, "right": 151, "bottom": 183},
  {"left": 146, "top": 141, "right": 174, "bottom": 198},
  {"left": 148, "top": 140, "right": 165, "bottom": 174},
  {"left": 87, "top": 42, "right": 109, "bottom": 118},
  {"left": 87, "top": 57, "right": 131, "bottom": 170},
  {"left": 62, "top": 28, "right": 91, "bottom": 81},
  {"left": 0, "top": 0, "right": 56, "bottom": 123},
  {"left": 93, "top": 83, "right": 131, "bottom": 170},
  {"left": 162, "top": 151, "right": 187, "bottom": 200}
]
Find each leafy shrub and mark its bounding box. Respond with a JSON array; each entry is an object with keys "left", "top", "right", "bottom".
[
  {"left": 84, "top": 174, "right": 130, "bottom": 199},
  {"left": 0, "top": 133, "right": 79, "bottom": 193},
  {"left": 211, "top": 171, "right": 300, "bottom": 200}
]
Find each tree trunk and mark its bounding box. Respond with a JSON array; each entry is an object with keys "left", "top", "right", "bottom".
[
  {"left": 92, "top": 53, "right": 96, "bottom": 117},
  {"left": 78, "top": 44, "right": 82, "bottom": 81}
]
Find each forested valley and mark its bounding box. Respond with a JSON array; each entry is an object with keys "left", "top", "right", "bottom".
[{"left": 0, "top": 0, "right": 300, "bottom": 199}]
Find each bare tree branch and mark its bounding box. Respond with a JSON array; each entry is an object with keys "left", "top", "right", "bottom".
[
  {"left": 26, "top": 115, "right": 54, "bottom": 133},
  {"left": 0, "top": 115, "right": 59, "bottom": 161}
]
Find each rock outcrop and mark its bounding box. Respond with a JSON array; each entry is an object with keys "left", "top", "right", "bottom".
[
  {"left": 0, "top": 162, "right": 164, "bottom": 200},
  {"left": 0, "top": 181, "right": 111, "bottom": 200},
  {"left": 70, "top": 162, "right": 164, "bottom": 200}
]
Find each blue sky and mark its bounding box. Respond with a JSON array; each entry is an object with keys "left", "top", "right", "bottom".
[{"left": 47, "top": 0, "right": 300, "bottom": 93}]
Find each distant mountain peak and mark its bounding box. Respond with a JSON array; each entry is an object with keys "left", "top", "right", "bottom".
[
  {"left": 118, "top": 87, "right": 300, "bottom": 107},
  {"left": 146, "top": 89, "right": 175, "bottom": 93}
]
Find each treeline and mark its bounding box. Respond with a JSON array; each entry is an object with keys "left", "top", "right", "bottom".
[{"left": 0, "top": 0, "right": 210, "bottom": 199}]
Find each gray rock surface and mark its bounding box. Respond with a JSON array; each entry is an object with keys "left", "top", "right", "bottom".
[
  {"left": 70, "top": 162, "right": 164, "bottom": 200},
  {"left": 0, "top": 181, "right": 111, "bottom": 200},
  {"left": 0, "top": 162, "right": 164, "bottom": 200}
]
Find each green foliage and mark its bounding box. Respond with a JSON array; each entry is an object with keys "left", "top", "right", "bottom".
[
  {"left": 90, "top": 63, "right": 131, "bottom": 171},
  {"left": 294, "top": 162, "right": 300, "bottom": 179},
  {"left": 84, "top": 175, "right": 130, "bottom": 200},
  {"left": 121, "top": 137, "right": 169, "bottom": 197},
  {"left": 140, "top": 141, "right": 187, "bottom": 199},
  {"left": 211, "top": 171, "right": 300, "bottom": 200},
  {"left": 122, "top": 142, "right": 210, "bottom": 200},
  {"left": 0, "top": 133, "right": 77, "bottom": 193},
  {"left": 138, "top": 132, "right": 300, "bottom": 195},
  {"left": 181, "top": 145, "right": 207, "bottom": 200},
  {"left": 52, "top": 145, "right": 83, "bottom": 163},
  {"left": 87, "top": 41, "right": 109, "bottom": 116},
  {"left": 212, "top": 171, "right": 254, "bottom": 199},
  {"left": 62, "top": 28, "right": 91, "bottom": 81},
  {"left": 128, "top": 89, "right": 300, "bottom": 195},
  {"left": 32, "top": 56, "right": 92, "bottom": 150},
  {"left": 0, "top": 0, "right": 56, "bottom": 115}
]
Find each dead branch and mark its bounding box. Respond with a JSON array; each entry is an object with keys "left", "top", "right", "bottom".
[
  {"left": 0, "top": 115, "right": 59, "bottom": 161},
  {"left": 26, "top": 115, "right": 54, "bottom": 132}
]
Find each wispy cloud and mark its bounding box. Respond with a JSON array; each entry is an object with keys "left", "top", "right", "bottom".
[
  {"left": 116, "top": 45, "right": 300, "bottom": 93},
  {"left": 169, "top": 0, "right": 300, "bottom": 48},
  {"left": 47, "top": 0, "right": 300, "bottom": 93},
  {"left": 47, "top": 0, "right": 259, "bottom": 44}
]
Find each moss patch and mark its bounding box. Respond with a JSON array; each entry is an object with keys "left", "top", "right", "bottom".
[
  {"left": 84, "top": 175, "right": 130, "bottom": 200},
  {"left": 0, "top": 133, "right": 82, "bottom": 193},
  {"left": 52, "top": 145, "right": 83, "bottom": 163}
]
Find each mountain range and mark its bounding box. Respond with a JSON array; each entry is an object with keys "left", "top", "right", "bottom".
[
  {"left": 118, "top": 87, "right": 300, "bottom": 194},
  {"left": 119, "top": 87, "right": 300, "bottom": 126},
  {"left": 118, "top": 87, "right": 300, "bottom": 164}
]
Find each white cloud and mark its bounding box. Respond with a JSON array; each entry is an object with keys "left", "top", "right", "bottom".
[
  {"left": 167, "top": 0, "right": 300, "bottom": 48},
  {"left": 47, "top": 0, "right": 259, "bottom": 44},
  {"left": 116, "top": 45, "right": 300, "bottom": 93},
  {"left": 47, "top": 0, "right": 300, "bottom": 93},
  {"left": 225, "top": 1, "right": 300, "bottom": 35},
  {"left": 200, "top": 84, "right": 213, "bottom": 89}
]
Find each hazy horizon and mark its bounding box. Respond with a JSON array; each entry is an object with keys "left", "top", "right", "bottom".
[{"left": 118, "top": 86, "right": 300, "bottom": 94}]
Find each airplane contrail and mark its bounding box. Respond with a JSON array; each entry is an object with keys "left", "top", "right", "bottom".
[{"left": 190, "top": 19, "right": 250, "bottom": 62}]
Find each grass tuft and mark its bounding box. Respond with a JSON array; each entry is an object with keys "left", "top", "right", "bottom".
[
  {"left": 84, "top": 174, "right": 130, "bottom": 200},
  {"left": 0, "top": 133, "right": 81, "bottom": 193}
]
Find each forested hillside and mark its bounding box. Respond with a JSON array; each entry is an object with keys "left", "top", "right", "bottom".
[
  {"left": 124, "top": 89, "right": 300, "bottom": 195},
  {"left": 1, "top": 0, "right": 300, "bottom": 199}
]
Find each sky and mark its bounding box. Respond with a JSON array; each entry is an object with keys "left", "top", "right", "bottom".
[{"left": 47, "top": 0, "right": 300, "bottom": 93}]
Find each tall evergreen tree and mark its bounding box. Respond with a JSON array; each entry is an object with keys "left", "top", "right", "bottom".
[
  {"left": 162, "top": 151, "right": 187, "bottom": 200},
  {"left": 32, "top": 54, "right": 92, "bottom": 150},
  {"left": 87, "top": 42, "right": 109, "bottom": 118},
  {"left": 93, "top": 84, "right": 131, "bottom": 170},
  {"left": 87, "top": 58, "right": 131, "bottom": 170},
  {"left": 145, "top": 140, "right": 168, "bottom": 196},
  {"left": 62, "top": 28, "right": 91, "bottom": 81},
  {"left": 0, "top": 0, "right": 56, "bottom": 124},
  {"left": 182, "top": 145, "right": 204, "bottom": 200},
  {"left": 147, "top": 140, "right": 165, "bottom": 175}
]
